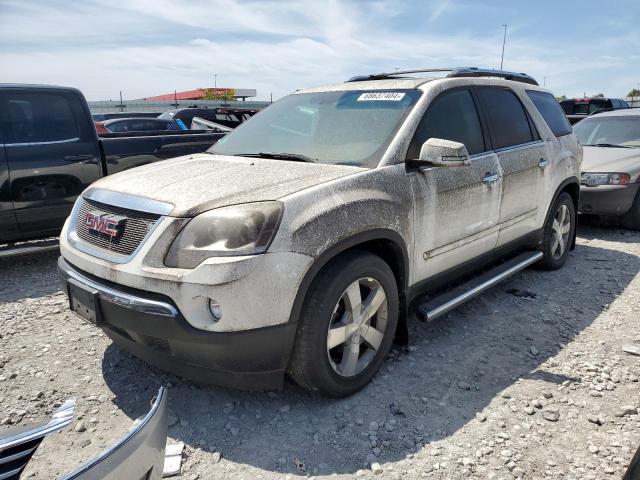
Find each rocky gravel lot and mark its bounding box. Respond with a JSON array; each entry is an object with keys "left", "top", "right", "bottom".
[{"left": 1, "top": 224, "right": 639, "bottom": 480}]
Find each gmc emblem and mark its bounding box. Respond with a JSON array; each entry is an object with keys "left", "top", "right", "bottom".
[{"left": 85, "top": 211, "right": 126, "bottom": 238}]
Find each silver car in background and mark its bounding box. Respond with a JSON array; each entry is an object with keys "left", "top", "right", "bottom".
[{"left": 574, "top": 109, "right": 640, "bottom": 228}]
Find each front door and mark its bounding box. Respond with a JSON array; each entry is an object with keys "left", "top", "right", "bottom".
[
  {"left": 475, "top": 87, "right": 546, "bottom": 245},
  {"left": 407, "top": 88, "right": 503, "bottom": 282},
  {"left": 5, "top": 89, "right": 102, "bottom": 236}
]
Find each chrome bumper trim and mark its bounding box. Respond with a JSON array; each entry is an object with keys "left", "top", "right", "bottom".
[
  {"left": 0, "top": 398, "right": 76, "bottom": 451},
  {"left": 59, "top": 258, "right": 179, "bottom": 317}
]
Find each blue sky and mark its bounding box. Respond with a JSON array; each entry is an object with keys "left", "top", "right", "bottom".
[{"left": 1, "top": 0, "right": 638, "bottom": 101}]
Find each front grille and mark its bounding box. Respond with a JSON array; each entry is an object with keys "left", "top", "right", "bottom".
[{"left": 75, "top": 198, "right": 160, "bottom": 256}]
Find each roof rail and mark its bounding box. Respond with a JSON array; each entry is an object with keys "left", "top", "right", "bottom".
[
  {"left": 347, "top": 68, "right": 453, "bottom": 82},
  {"left": 346, "top": 67, "right": 539, "bottom": 86},
  {"left": 447, "top": 67, "right": 539, "bottom": 86}
]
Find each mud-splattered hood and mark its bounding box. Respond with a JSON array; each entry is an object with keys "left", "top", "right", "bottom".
[
  {"left": 581, "top": 146, "right": 640, "bottom": 180},
  {"left": 91, "top": 154, "right": 365, "bottom": 217}
]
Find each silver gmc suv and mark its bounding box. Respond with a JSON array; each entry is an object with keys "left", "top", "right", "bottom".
[{"left": 59, "top": 68, "right": 582, "bottom": 397}]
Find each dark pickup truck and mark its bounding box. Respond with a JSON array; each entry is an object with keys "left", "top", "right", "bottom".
[
  {"left": 560, "top": 97, "right": 630, "bottom": 124},
  {"left": 0, "top": 84, "right": 224, "bottom": 252}
]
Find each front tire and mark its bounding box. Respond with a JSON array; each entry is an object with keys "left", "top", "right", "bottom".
[
  {"left": 621, "top": 190, "right": 640, "bottom": 230},
  {"left": 288, "top": 250, "right": 399, "bottom": 397},
  {"left": 537, "top": 192, "right": 576, "bottom": 270}
]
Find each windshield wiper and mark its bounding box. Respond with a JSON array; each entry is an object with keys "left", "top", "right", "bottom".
[
  {"left": 583, "top": 143, "right": 632, "bottom": 148},
  {"left": 233, "top": 152, "right": 318, "bottom": 163}
]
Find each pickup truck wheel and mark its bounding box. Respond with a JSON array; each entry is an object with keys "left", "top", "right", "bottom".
[
  {"left": 288, "top": 250, "right": 398, "bottom": 397},
  {"left": 537, "top": 192, "right": 575, "bottom": 270}
]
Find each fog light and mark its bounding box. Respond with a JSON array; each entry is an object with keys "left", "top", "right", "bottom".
[{"left": 208, "top": 299, "right": 222, "bottom": 322}]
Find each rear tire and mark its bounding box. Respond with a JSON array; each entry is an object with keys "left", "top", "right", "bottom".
[
  {"left": 537, "top": 192, "right": 576, "bottom": 270},
  {"left": 288, "top": 250, "right": 398, "bottom": 397}
]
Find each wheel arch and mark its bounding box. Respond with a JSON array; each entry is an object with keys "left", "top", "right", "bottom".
[
  {"left": 548, "top": 177, "right": 580, "bottom": 250},
  {"left": 287, "top": 229, "right": 410, "bottom": 345}
]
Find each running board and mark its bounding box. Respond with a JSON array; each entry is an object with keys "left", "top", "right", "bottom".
[
  {"left": 417, "top": 251, "right": 543, "bottom": 322},
  {"left": 0, "top": 239, "right": 59, "bottom": 259}
]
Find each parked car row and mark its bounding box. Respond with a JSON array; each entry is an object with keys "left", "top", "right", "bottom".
[
  {"left": 94, "top": 117, "right": 184, "bottom": 134},
  {"left": 92, "top": 106, "right": 261, "bottom": 135}
]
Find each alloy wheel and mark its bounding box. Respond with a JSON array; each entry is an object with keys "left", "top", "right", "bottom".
[
  {"left": 326, "top": 277, "right": 388, "bottom": 377},
  {"left": 551, "top": 204, "right": 571, "bottom": 259}
]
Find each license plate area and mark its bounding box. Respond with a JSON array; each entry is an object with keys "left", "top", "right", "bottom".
[{"left": 67, "top": 278, "right": 101, "bottom": 325}]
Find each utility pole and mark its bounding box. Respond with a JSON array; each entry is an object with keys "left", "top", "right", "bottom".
[
  {"left": 500, "top": 24, "right": 508, "bottom": 70},
  {"left": 119, "top": 91, "right": 124, "bottom": 112},
  {"left": 214, "top": 74, "right": 217, "bottom": 88},
  {"left": 543, "top": 77, "right": 547, "bottom": 87}
]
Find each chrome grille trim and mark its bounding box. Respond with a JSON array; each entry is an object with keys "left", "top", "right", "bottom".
[
  {"left": 84, "top": 188, "right": 174, "bottom": 216},
  {"left": 67, "top": 193, "right": 166, "bottom": 264},
  {"left": 75, "top": 198, "right": 159, "bottom": 256}
]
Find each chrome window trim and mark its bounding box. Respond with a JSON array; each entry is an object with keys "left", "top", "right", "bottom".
[
  {"left": 4, "top": 137, "right": 80, "bottom": 147},
  {"left": 84, "top": 188, "right": 174, "bottom": 216},
  {"left": 493, "top": 139, "right": 545, "bottom": 154},
  {"left": 60, "top": 260, "right": 178, "bottom": 317}
]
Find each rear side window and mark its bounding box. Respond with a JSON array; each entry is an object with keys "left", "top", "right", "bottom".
[
  {"left": 7, "top": 92, "right": 79, "bottom": 144},
  {"left": 526, "top": 91, "right": 572, "bottom": 137},
  {"left": 407, "top": 89, "right": 485, "bottom": 158},
  {"left": 476, "top": 88, "right": 534, "bottom": 149},
  {"left": 588, "top": 100, "right": 609, "bottom": 113},
  {"left": 560, "top": 100, "right": 574, "bottom": 115}
]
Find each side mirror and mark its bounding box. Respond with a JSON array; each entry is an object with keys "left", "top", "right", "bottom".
[{"left": 413, "top": 138, "right": 471, "bottom": 167}]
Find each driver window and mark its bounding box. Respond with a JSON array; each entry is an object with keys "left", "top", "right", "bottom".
[{"left": 407, "top": 89, "right": 485, "bottom": 159}]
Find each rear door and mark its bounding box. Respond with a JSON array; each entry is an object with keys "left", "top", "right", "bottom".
[
  {"left": 475, "top": 87, "right": 547, "bottom": 246},
  {"left": 408, "top": 88, "right": 503, "bottom": 281},
  {"left": 0, "top": 92, "right": 20, "bottom": 241},
  {"left": 5, "top": 88, "right": 102, "bottom": 235}
]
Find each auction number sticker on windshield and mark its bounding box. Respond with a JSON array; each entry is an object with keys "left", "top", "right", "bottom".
[{"left": 357, "top": 92, "right": 405, "bottom": 101}]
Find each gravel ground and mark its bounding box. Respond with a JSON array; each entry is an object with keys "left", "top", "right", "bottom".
[{"left": 1, "top": 224, "right": 639, "bottom": 480}]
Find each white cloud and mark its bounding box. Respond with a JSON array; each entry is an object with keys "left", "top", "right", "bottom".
[{"left": 1, "top": 0, "right": 638, "bottom": 100}]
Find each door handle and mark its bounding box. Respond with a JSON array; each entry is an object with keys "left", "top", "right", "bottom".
[
  {"left": 64, "top": 154, "right": 95, "bottom": 162},
  {"left": 538, "top": 158, "right": 549, "bottom": 169},
  {"left": 482, "top": 173, "right": 499, "bottom": 184}
]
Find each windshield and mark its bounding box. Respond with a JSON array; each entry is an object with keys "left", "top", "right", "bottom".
[
  {"left": 574, "top": 116, "right": 640, "bottom": 147},
  {"left": 209, "top": 90, "right": 422, "bottom": 168},
  {"left": 158, "top": 111, "right": 176, "bottom": 119}
]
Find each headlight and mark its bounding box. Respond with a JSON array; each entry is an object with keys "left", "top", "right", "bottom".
[
  {"left": 581, "top": 172, "right": 630, "bottom": 187},
  {"left": 165, "top": 201, "right": 283, "bottom": 268}
]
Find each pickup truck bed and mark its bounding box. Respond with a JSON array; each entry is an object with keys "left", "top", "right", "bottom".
[
  {"left": 0, "top": 84, "right": 224, "bottom": 245},
  {"left": 101, "top": 131, "right": 224, "bottom": 175}
]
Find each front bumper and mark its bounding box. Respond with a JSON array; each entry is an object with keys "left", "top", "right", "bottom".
[
  {"left": 59, "top": 214, "right": 313, "bottom": 333},
  {"left": 579, "top": 183, "right": 640, "bottom": 216},
  {"left": 58, "top": 257, "right": 297, "bottom": 389}
]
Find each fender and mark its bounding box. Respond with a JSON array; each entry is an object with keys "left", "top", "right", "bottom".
[
  {"left": 286, "top": 228, "right": 410, "bottom": 326},
  {"left": 543, "top": 176, "right": 580, "bottom": 250}
]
